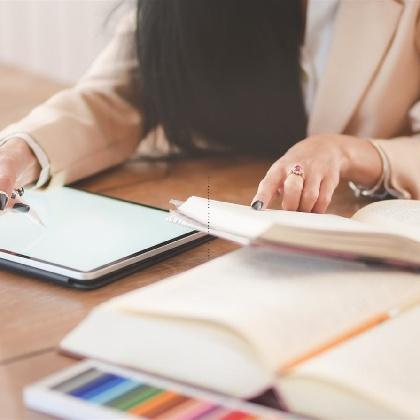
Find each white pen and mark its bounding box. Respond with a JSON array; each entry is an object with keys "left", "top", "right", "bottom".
[
  {"left": 0, "top": 187, "right": 45, "bottom": 227},
  {"left": 8, "top": 187, "right": 46, "bottom": 227},
  {"left": 11, "top": 201, "right": 46, "bottom": 227}
]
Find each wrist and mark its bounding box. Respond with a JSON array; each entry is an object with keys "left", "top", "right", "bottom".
[{"left": 339, "top": 136, "right": 382, "bottom": 187}]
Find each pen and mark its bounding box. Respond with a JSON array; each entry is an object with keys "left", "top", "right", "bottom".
[
  {"left": 11, "top": 201, "right": 46, "bottom": 227},
  {"left": 5, "top": 187, "right": 46, "bottom": 227}
]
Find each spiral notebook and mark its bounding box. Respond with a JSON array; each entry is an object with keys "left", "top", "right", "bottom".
[{"left": 168, "top": 196, "right": 420, "bottom": 269}]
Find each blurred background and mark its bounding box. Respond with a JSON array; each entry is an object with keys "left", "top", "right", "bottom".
[{"left": 0, "top": 0, "right": 129, "bottom": 84}]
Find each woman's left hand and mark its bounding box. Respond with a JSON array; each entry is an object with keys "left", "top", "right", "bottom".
[{"left": 251, "top": 134, "right": 383, "bottom": 213}]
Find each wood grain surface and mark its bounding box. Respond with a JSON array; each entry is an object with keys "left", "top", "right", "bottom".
[{"left": 0, "top": 66, "right": 372, "bottom": 419}]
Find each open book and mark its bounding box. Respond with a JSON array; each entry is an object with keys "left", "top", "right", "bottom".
[
  {"left": 61, "top": 248, "right": 420, "bottom": 419},
  {"left": 168, "top": 197, "right": 420, "bottom": 269}
]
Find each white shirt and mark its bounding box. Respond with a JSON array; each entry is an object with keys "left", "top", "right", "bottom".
[
  {"left": 2, "top": 1, "right": 340, "bottom": 188},
  {"left": 301, "top": 0, "right": 339, "bottom": 114}
]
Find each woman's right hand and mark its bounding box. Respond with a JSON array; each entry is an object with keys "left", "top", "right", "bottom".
[{"left": 0, "top": 138, "right": 41, "bottom": 210}]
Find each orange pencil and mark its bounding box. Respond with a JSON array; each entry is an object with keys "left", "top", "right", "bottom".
[{"left": 279, "top": 296, "right": 420, "bottom": 374}]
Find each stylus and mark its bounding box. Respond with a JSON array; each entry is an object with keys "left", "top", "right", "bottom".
[
  {"left": 28, "top": 207, "right": 46, "bottom": 227},
  {"left": 12, "top": 202, "right": 46, "bottom": 227}
]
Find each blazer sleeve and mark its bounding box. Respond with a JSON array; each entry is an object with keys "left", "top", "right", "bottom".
[
  {"left": 0, "top": 11, "right": 143, "bottom": 187},
  {"left": 374, "top": 13, "right": 420, "bottom": 199}
]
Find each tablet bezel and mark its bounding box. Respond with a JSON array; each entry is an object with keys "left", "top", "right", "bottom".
[{"left": 0, "top": 189, "right": 207, "bottom": 283}]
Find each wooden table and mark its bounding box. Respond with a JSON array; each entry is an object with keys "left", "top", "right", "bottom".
[{"left": 0, "top": 66, "right": 372, "bottom": 419}]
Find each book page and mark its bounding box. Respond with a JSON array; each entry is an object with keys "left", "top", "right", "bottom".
[
  {"left": 352, "top": 199, "right": 420, "bottom": 241},
  {"left": 166, "top": 210, "right": 250, "bottom": 245},
  {"left": 289, "top": 305, "right": 420, "bottom": 417},
  {"left": 112, "top": 247, "right": 420, "bottom": 372},
  {"left": 61, "top": 306, "right": 274, "bottom": 398},
  {"left": 175, "top": 197, "right": 378, "bottom": 240}
]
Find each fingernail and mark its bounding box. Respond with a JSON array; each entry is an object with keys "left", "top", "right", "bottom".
[
  {"left": 12, "top": 203, "right": 30, "bottom": 213},
  {"left": 251, "top": 200, "right": 264, "bottom": 211},
  {"left": 0, "top": 193, "right": 8, "bottom": 211}
]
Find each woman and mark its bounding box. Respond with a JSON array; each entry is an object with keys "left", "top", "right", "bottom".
[{"left": 0, "top": 0, "right": 419, "bottom": 213}]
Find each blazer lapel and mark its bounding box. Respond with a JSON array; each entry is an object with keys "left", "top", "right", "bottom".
[{"left": 308, "top": 0, "right": 403, "bottom": 135}]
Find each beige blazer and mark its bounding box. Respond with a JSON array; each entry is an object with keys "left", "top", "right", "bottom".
[{"left": 1, "top": 0, "right": 420, "bottom": 198}]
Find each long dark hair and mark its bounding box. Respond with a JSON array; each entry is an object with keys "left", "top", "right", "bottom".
[{"left": 136, "top": 0, "right": 307, "bottom": 155}]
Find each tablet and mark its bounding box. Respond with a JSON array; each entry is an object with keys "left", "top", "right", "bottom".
[{"left": 0, "top": 187, "right": 207, "bottom": 288}]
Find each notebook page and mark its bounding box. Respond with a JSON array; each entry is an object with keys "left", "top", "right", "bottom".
[
  {"left": 166, "top": 209, "right": 250, "bottom": 245},
  {"left": 61, "top": 306, "right": 274, "bottom": 398},
  {"left": 352, "top": 199, "right": 420, "bottom": 241},
  {"left": 113, "top": 247, "right": 420, "bottom": 371},
  {"left": 289, "top": 305, "right": 420, "bottom": 417},
  {"left": 175, "top": 197, "right": 379, "bottom": 240}
]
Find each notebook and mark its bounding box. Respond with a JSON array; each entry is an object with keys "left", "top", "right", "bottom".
[
  {"left": 60, "top": 248, "right": 420, "bottom": 419},
  {"left": 168, "top": 196, "right": 420, "bottom": 269}
]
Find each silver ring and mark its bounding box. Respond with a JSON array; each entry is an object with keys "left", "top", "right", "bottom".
[{"left": 15, "top": 187, "right": 24, "bottom": 197}]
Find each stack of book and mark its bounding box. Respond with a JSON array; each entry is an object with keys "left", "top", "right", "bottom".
[{"left": 61, "top": 197, "right": 420, "bottom": 418}]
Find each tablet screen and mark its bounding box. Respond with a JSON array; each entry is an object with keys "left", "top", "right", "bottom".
[{"left": 0, "top": 188, "right": 194, "bottom": 272}]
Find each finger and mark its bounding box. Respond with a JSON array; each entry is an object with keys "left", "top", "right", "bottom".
[
  {"left": 7, "top": 190, "right": 22, "bottom": 209},
  {"left": 312, "top": 175, "right": 339, "bottom": 213},
  {"left": 299, "top": 174, "right": 321, "bottom": 213},
  {"left": 251, "top": 161, "right": 287, "bottom": 210},
  {"left": 282, "top": 172, "right": 304, "bottom": 211},
  {"left": 0, "top": 173, "right": 15, "bottom": 211}
]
